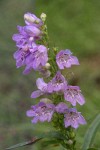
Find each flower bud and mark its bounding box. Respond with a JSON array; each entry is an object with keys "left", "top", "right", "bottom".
[
  {"left": 45, "top": 63, "right": 51, "bottom": 69},
  {"left": 40, "top": 98, "right": 52, "bottom": 103},
  {"left": 24, "top": 26, "right": 41, "bottom": 37},
  {"left": 24, "top": 13, "right": 36, "bottom": 23},
  {"left": 67, "top": 139, "right": 73, "bottom": 145},
  {"left": 69, "top": 131, "right": 76, "bottom": 139},
  {"left": 40, "top": 13, "right": 46, "bottom": 22}
]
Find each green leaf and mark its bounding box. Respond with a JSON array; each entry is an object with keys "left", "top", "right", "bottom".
[
  {"left": 6, "top": 138, "right": 42, "bottom": 150},
  {"left": 82, "top": 114, "right": 100, "bottom": 150},
  {"left": 6, "top": 131, "right": 65, "bottom": 149}
]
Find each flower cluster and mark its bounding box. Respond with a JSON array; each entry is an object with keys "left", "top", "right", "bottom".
[
  {"left": 13, "top": 12, "right": 86, "bottom": 130},
  {"left": 29, "top": 70, "right": 86, "bottom": 128},
  {"left": 12, "top": 12, "right": 49, "bottom": 75},
  {"left": 27, "top": 102, "right": 86, "bottom": 129}
]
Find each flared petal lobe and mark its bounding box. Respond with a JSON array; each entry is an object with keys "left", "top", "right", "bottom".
[
  {"left": 64, "top": 108, "right": 86, "bottom": 129},
  {"left": 56, "top": 49, "right": 79, "bottom": 69},
  {"left": 64, "top": 85, "right": 85, "bottom": 106},
  {"left": 26, "top": 102, "right": 55, "bottom": 123},
  {"left": 47, "top": 71, "right": 68, "bottom": 93}
]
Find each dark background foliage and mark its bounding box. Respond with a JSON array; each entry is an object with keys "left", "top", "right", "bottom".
[{"left": 0, "top": 0, "right": 100, "bottom": 149}]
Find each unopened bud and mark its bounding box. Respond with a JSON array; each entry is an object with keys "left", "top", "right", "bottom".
[
  {"left": 67, "top": 139, "right": 73, "bottom": 145},
  {"left": 40, "top": 13, "right": 46, "bottom": 22},
  {"left": 24, "top": 14, "right": 35, "bottom": 23},
  {"left": 69, "top": 131, "right": 76, "bottom": 139},
  {"left": 40, "top": 98, "right": 52, "bottom": 103},
  {"left": 45, "top": 63, "right": 50, "bottom": 69}
]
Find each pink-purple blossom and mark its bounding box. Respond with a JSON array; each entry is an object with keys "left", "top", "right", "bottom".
[
  {"left": 26, "top": 102, "right": 55, "bottom": 123},
  {"left": 12, "top": 14, "right": 48, "bottom": 74},
  {"left": 30, "top": 45, "right": 48, "bottom": 69},
  {"left": 13, "top": 12, "right": 87, "bottom": 132},
  {"left": 12, "top": 26, "right": 33, "bottom": 50},
  {"left": 13, "top": 44, "right": 48, "bottom": 74},
  {"left": 64, "top": 85, "right": 85, "bottom": 106},
  {"left": 64, "top": 108, "right": 86, "bottom": 129},
  {"left": 24, "top": 25, "right": 42, "bottom": 37},
  {"left": 47, "top": 71, "right": 68, "bottom": 93},
  {"left": 56, "top": 49, "right": 79, "bottom": 69},
  {"left": 56, "top": 102, "right": 68, "bottom": 113},
  {"left": 31, "top": 78, "right": 48, "bottom": 98},
  {"left": 24, "top": 12, "right": 43, "bottom": 27}
]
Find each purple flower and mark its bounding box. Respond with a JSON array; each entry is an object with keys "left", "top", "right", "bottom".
[
  {"left": 56, "top": 49, "right": 79, "bottom": 69},
  {"left": 24, "top": 25, "right": 41, "bottom": 37},
  {"left": 26, "top": 102, "right": 55, "bottom": 123},
  {"left": 23, "top": 45, "right": 48, "bottom": 73},
  {"left": 56, "top": 102, "right": 68, "bottom": 113},
  {"left": 12, "top": 25, "right": 41, "bottom": 50},
  {"left": 13, "top": 44, "right": 48, "bottom": 74},
  {"left": 12, "top": 26, "right": 32, "bottom": 49},
  {"left": 24, "top": 12, "right": 43, "bottom": 27},
  {"left": 47, "top": 71, "right": 67, "bottom": 93},
  {"left": 31, "top": 78, "right": 48, "bottom": 98},
  {"left": 13, "top": 49, "right": 30, "bottom": 68},
  {"left": 30, "top": 45, "right": 48, "bottom": 70},
  {"left": 64, "top": 85, "right": 85, "bottom": 106},
  {"left": 13, "top": 43, "right": 36, "bottom": 69},
  {"left": 64, "top": 108, "right": 86, "bottom": 129}
]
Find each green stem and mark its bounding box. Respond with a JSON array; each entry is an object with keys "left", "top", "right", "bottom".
[{"left": 41, "top": 21, "right": 76, "bottom": 150}]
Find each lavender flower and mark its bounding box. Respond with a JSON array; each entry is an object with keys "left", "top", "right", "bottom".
[
  {"left": 12, "top": 13, "right": 47, "bottom": 74},
  {"left": 64, "top": 85, "right": 85, "bottom": 106},
  {"left": 12, "top": 25, "right": 33, "bottom": 50},
  {"left": 64, "top": 108, "right": 86, "bottom": 129},
  {"left": 56, "top": 49, "right": 79, "bottom": 69},
  {"left": 24, "top": 25, "right": 42, "bottom": 37},
  {"left": 26, "top": 102, "right": 55, "bottom": 123},
  {"left": 29, "top": 45, "right": 48, "bottom": 70},
  {"left": 56, "top": 102, "right": 68, "bottom": 113},
  {"left": 47, "top": 71, "right": 67, "bottom": 93},
  {"left": 13, "top": 49, "right": 26, "bottom": 68},
  {"left": 24, "top": 12, "right": 43, "bottom": 27},
  {"left": 13, "top": 44, "right": 48, "bottom": 74},
  {"left": 31, "top": 78, "right": 48, "bottom": 98}
]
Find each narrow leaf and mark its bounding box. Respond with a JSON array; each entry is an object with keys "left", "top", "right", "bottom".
[
  {"left": 6, "top": 131, "right": 65, "bottom": 149},
  {"left": 6, "top": 138, "right": 42, "bottom": 150},
  {"left": 82, "top": 114, "right": 100, "bottom": 150}
]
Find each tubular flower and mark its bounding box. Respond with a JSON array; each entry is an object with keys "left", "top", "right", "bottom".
[
  {"left": 47, "top": 71, "right": 68, "bottom": 93},
  {"left": 56, "top": 102, "right": 68, "bottom": 113},
  {"left": 64, "top": 108, "right": 86, "bottom": 129},
  {"left": 64, "top": 85, "right": 85, "bottom": 106},
  {"left": 56, "top": 49, "right": 79, "bottom": 69},
  {"left": 12, "top": 26, "right": 32, "bottom": 51},
  {"left": 24, "top": 25, "right": 42, "bottom": 37},
  {"left": 24, "top": 12, "right": 43, "bottom": 27},
  {"left": 12, "top": 13, "right": 47, "bottom": 74},
  {"left": 29, "top": 45, "right": 48, "bottom": 70},
  {"left": 12, "top": 25, "right": 40, "bottom": 50},
  {"left": 23, "top": 45, "right": 48, "bottom": 74},
  {"left": 31, "top": 78, "right": 48, "bottom": 98},
  {"left": 26, "top": 102, "right": 55, "bottom": 123}
]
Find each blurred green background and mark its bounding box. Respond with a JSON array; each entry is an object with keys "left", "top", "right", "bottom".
[{"left": 0, "top": 0, "right": 100, "bottom": 149}]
